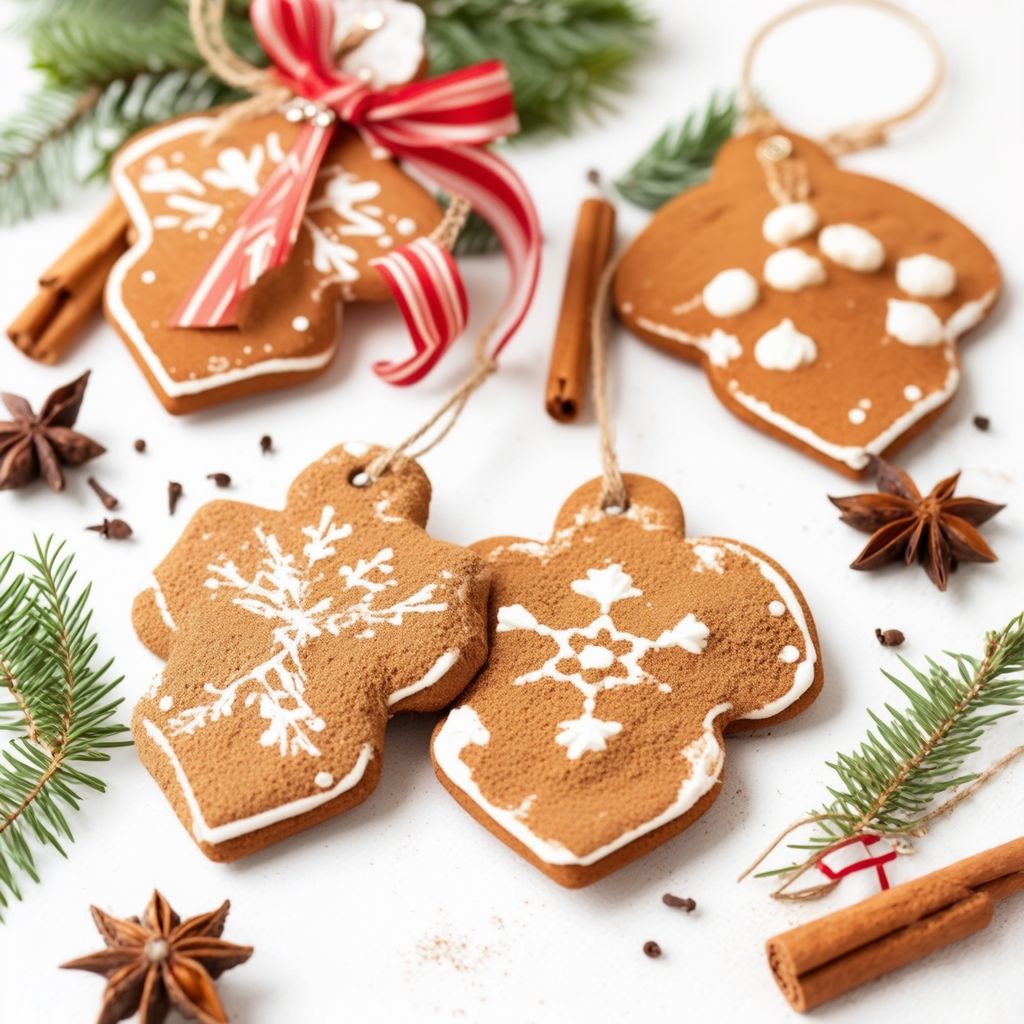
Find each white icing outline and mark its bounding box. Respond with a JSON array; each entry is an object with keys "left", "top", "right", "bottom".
[
  {"left": 638, "top": 288, "right": 995, "bottom": 471},
  {"left": 433, "top": 536, "right": 818, "bottom": 866},
  {"left": 388, "top": 648, "right": 458, "bottom": 707},
  {"left": 143, "top": 719, "right": 374, "bottom": 845},
  {"left": 107, "top": 117, "right": 336, "bottom": 399}
]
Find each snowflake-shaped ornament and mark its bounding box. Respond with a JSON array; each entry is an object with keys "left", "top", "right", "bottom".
[
  {"left": 133, "top": 443, "right": 490, "bottom": 862},
  {"left": 432, "top": 474, "right": 824, "bottom": 888}
]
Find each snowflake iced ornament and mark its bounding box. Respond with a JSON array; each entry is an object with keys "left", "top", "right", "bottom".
[
  {"left": 432, "top": 475, "right": 824, "bottom": 888},
  {"left": 613, "top": 0, "right": 1000, "bottom": 477},
  {"left": 132, "top": 443, "right": 490, "bottom": 861}
]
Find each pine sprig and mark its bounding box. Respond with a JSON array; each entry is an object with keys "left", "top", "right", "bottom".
[
  {"left": 0, "top": 71, "right": 238, "bottom": 224},
  {"left": 2, "top": 0, "right": 652, "bottom": 223},
  {"left": 0, "top": 539, "right": 130, "bottom": 918},
  {"left": 424, "top": 0, "right": 653, "bottom": 137},
  {"left": 743, "top": 613, "right": 1024, "bottom": 899},
  {"left": 614, "top": 92, "right": 737, "bottom": 209}
]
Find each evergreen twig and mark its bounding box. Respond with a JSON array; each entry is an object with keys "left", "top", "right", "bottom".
[
  {"left": 614, "top": 92, "right": 737, "bottom": 209},
  {"left": 0, "top": 539, "right": 131, "bottom": 919},
  {"left": 741, "top": 612, "right": 1024, "bottom": 899}
]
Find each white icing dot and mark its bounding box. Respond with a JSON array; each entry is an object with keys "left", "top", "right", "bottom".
[
  {"left": 763, "top": 248, "right": 826, "bottom": 292},
  {"left": 396, "top": 217, "right": 417, "bottom": 236},
  {"left": 292, "top": 315, "right": 310, "bottom": 332},
  {"left": 768, "top": 600, "right": 786, "bottom": 617},
  {"left": 904, "top": 384, "right": 923, "bottom": 402},
  {"left": 315, "top": 772, "right": 334, "bottom": 789},
  {"left": 886, "top": 299, "right": 944, "bottom": 347},
  {"left": 754, "top": 319, "right": 818, "bottom": 371},
  {"left": 819, "top": 224, "right": 885, "bottom": 272},
  {"left": 377, "top": 235, "right": 393, "bottom": 248},
  {"left": 243, "top": 345, "right": 253, "bottom": 355},
  {"left": 263, "top": 343, "right": 274, "bottom": 353},
  {"left": 207, "top": 355, "right": 229, "bottom": 373},
  {"left": 780, "top": 645, "right": 800, "bottom": 664},
  {"left": 141, "top": 270, "right": 157, "bottom": 284},
  {"left": 858, "top": 399, "right": 872, "bottom": 410},
  {"left": 702, "top": 268, "right": 760, "bottom": 317},
  {"left": 848, "top": 408, "right": 867, "bottom": 425},
  {"left": 701, "top": 329, "right": 742, "bottom": 367},
  {"left": 620, "top": 301, "right": 634, "bottom": 314},
  {"left": 158, "top": 695, "right": 173, "bottom": 712},
  {"left": 896, "top": 254, "right": 956, "bottom": 298},
  {"left": 763, "top": 202, "right": 819, "bottom": 246}
]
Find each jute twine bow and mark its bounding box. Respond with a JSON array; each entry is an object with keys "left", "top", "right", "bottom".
[{"left": 738, "top": 0, "right": 946, "bottom": 157}]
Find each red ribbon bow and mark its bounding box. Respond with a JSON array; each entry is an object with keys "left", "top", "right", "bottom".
[{"left": 173, "top": 0, "right": 541, "bottom": 386}]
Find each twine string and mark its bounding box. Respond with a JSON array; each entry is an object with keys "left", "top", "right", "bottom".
[{"left": 739, "top": 0, "right": 946, "bottom": 156}]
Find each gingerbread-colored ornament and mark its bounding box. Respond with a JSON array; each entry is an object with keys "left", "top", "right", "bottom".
[
  {"left": 133, "top": 443, "right": 490, "bottom": 861},
  {"left": 432, "top": 474, "right": 823, "bottom": 888},
  {"left": 613, "top": 128, "right": 1000, "bottom": 478},
  {"left": 108, "top": 116, "right": 441, "bottom": 414}
]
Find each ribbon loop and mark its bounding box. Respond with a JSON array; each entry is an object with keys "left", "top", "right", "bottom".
[{"left": 173, "top": 0, "right": 540, "bottom": 387}]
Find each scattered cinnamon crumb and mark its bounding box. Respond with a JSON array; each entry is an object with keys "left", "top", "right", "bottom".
[
  {"left": 260, "top": 434, "right": 273, "bottom": 455},
  {"left": 416, "top": 935, "right": 491, "bottom": 973},
  {"left": 875, "top": 628, "right": 905, "bottom": 647},
  {"left": 87, "top": 519, "right": 133, "bottom": 540},
  {"left": 973, "top": 415, "right": 991, "bottom": 431},
  {"left": 642, "top": 940, "right": 662, "bottom": 958},
  {"left": 87, "top": 476, "right": 119, "bottom": 510},
  {"left": 168, "top": 481, "right": 183, "bottom": 515},
  {"left": 133, "top": 438, "right": 147, "bottom": 453},
  {"left": 662, "top": 894, "right": 696, "bottom": 912},
  {"left": 207, "top": 473, "right": 232, "bottom": 488}
]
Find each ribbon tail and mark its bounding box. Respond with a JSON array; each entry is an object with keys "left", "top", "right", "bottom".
[
  {"left": 370, "top": 237, "right": 469, "bottom": 386},
  {"left": 171, "top": 121, "right": 333, "bottom": 328},
  {"left": 379, "top": 139, "right": 540, "bottom": 364}
]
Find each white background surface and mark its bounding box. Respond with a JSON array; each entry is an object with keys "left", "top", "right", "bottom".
[{"left": 1, "top": 2, "right": 1023, "bottom": 1020}]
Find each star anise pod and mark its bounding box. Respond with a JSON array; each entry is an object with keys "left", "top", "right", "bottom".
[
  {"left": 0, "top": 371, "right": 105, "bottom": 491},
  {"left": 61, "top": 890, "right": 253, "bottom": 1024},
  {"left": 830, "top": 459, "right": 1004, "bottom": 590}
]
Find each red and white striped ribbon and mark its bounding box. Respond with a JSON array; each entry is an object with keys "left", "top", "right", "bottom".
[{"left": 172, "top": 0, "right": 540, "bottom": 386}]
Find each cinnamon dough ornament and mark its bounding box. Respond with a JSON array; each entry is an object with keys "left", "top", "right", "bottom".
[
  {"left": 133, "top": 443, "right": 490, "bottom": 861},
  {"left": 107, "top": 117, "right": 441, "bottom": 413},
  {"left": 432, "top": 475, "right": 823, "bottom": 887},
  {"left": 613, "top": 1, "right": 1000, "bottom": 477},
  {"left": 614, "top": 129, "right": 999, "bottom": 477}
]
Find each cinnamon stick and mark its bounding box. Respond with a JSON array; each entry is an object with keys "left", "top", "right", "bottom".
[
  {"left": 766, "top": 836, "right": 1024, "bottom": 1012},
  {"left": 545, "top": 196, "right": 616, "bottom": 422},
  {"left": 7, "top": 197, "right": 129, "bottom": 363}
]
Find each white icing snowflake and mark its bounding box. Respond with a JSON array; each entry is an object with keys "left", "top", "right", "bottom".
[
  {"left": 167, "top": 506, "right": 448, "bottom": 757},
  {"left": 496, "top": 564, "right": 710, "bottom": 759}
]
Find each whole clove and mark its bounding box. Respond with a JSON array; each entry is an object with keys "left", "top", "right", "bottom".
[
  {"left": 87, "top": 518, "right": 133, "bottom": 540},
  {"left": 662, "top": 894, "right": 697, "bottom": 912},
  {"left": 133, "top": 438, "right": 147, "bottom": 453},
  {"left": 87, "top": 476, "right": 119, "bottom": 511},
  {"left": 207, "top": 473, "right": 232, "bottom": 488},
  {"left": 260, "top": 434, "right": 273, "bottom": 455},
  {"left": 168, "top": 481, "right": 183, "bottom": 515},
  {"left": 875, "top": 627, "right": 905, "bottom": 647},
  {"left": 642, "top": 941, "right": 662, "bottom": 959}
]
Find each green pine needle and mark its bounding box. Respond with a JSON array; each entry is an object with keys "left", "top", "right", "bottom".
[
  {"left": 0, "top": 538, "right": 131, "bottom": 918},
  {"left": 2, "top": 0, "right": 653, "bottom": 224},
  {"left": 0, "top": 71, "right": 239, "bottom": 224},
  {"left": 752, "top": 613, "right": 1024, "bottom": 894},
  {"left": 614, "top": 91, "right": 737, "bottom": 209}
]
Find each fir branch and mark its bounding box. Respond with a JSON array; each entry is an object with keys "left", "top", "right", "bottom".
[
  {"left": 0, "top": 71, "right": 238, "bottom": 224},
  {"left": 614, "top": 92, "right": 737, "bottom": 209},
  {"left": 0, "top": 539, "right": 130, "bottom": 918},
  {"left": 423, "top": 0, "right": 653, "bottom": 137},
  {"left": 742, "top": 613, "right": 1024, "bottom": 899}
]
